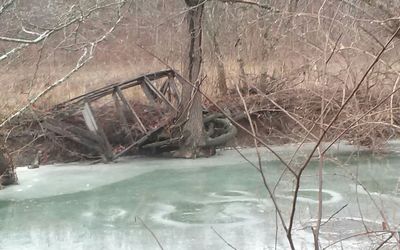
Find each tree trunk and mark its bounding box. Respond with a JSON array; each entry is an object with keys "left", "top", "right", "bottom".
[
  {"left": 205, "top": 2, "right": 227, "bottom": 96},
  {"left": 0, "top": 147, "right": 17, "bottom": 187},
  {"left": 176, "top": 0, "right": 206, "bottom": 158},
  {"left": 236, "top": 38, "right": 247, "bottom": 90},
  {"left": 210, "top": 28, "right": 227, "bottom": 96}
]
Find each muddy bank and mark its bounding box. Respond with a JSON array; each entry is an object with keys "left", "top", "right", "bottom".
[{"left": 1, "top": 85, "right": 399, "bottom": 167}]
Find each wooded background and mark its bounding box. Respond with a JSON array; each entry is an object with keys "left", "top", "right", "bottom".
[
  {"left": 1, "top": 0, "right": 400, "bottom": 148},
  {"left": 1, "top": 0, "right": 399, "bottom": 110}
]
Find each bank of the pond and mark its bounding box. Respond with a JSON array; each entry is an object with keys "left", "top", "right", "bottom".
[{"left": 1, "top": 86, "right": 399, "bottom": 167}]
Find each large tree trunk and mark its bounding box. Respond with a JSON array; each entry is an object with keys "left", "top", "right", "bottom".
[
  {"left": 176, "top": 0, "right": 206, "bottom": 158},
  {"left": 0, "top": 147, "right": 17, "bottom": 187}
]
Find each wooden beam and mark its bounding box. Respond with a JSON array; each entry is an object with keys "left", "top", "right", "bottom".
[
  {"left": 168, "top": 75, "right": 181, "bottom": 106},
  {"left": 160, "top": 75, "right": 181, "bottom": 107},
  {"left": 56, "top": 69, "right": 175, "bottom": 108},
  {"left": 141, "top": 80, "right": 157, "bottom": 105},
  {"left": 82, "top": 102, "right": 113, "bottom": 162},
  {"left": 144, "top": 77, "right": 178, "bottom": 112},
  {"left": 42, "top": 119, "right": 103, "bottom": 153},
  {"left": 115, "top": 87, "right": 147, "bottom": 134},
  {"left": 112, "top": 90, "right": 134, "bottom": 143},
  {"left": 112, "top": 126, "right": 164, "bottom": 160},
  {"left": 160, "top": 78, "right": 170, "bottom": 96}
]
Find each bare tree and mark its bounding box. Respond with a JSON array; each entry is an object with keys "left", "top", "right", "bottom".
[
  {"left": 175, "top": 0, "right": 206, "bottom": 158},
  {"left": 205, "top": 1, "right": 227, "bottom": 95}
]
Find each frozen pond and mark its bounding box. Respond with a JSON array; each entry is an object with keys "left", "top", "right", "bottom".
[{"left": 0, "top": 143, "right": 400, "bottom": 249}]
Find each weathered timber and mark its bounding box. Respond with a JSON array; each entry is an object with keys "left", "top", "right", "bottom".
[
  {"left": 141, "top": 137, "right": 181, "bottom": 149},
  {"left": 112, "top": 126, "right": 164, "bottom": 159},
  {"left": 112, "top": 90, "right": 134, "bottom": 143},
  {"left": 55, "top": 69, "right": 175, "bottom": 108},
  {"left": 144, "top": 77, "right": 178, "bottom": 112},
  {"left": 36, "top": 69, "right": 237, "bottom": 163},
  {"left": 43, "top": 119, "right": 104, "bottom": 153},
  {"left": 168, "top": 75, "right": 181, "bottom": 105},
  {"left": 160, "top": 78, "right": 170, "bottom": 96},
  {"left": 115, "top": 87, "right": 147, "bottom": 134},
  {"left": 141, "top": 80, "right": 157, "bottom": 105},
  {"left": 159, "top": 76, "right": 180, "bottom": 106},
  {"left": 82, "top": 103, "right": 113, "bottom": 161}
]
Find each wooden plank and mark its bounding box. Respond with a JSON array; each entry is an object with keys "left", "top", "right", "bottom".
[
  {"left": 115, "top": 87, "right": 147, "bottom": 134},
  {"left": 112, "top": 90, "right": 134, "bottom": 143},
  {"left": 160, "top": 78, "right": 170, "bottom": 96},
  {"left": 112, "top": 125, "right": 165, "bottom": 160},
  {"left": 112, "top": 133, "right": 150, "bottom": 160},
  {"left": 168, "top": 76, "right": 181, "bottom": 105},
  {"left": 141, "top": 81, "right": 157, "bottom": 105},
  {"left": 82, "top": 102, "right": 114, "bottom": 162},
  {"left": 42, "top": 120, "right": 103, "bottom": 153},
  {"left": 159, "top": 75, "right": 181, "bottom": 106},
  {"left": 56, "top": 69, "right": 175, "bottom": 107},
  {"left": 46, "top": 118, "right": 102, "bottom": 143},
  {"left": 144, "top": 77, "right": 178, "bottom": 112}
]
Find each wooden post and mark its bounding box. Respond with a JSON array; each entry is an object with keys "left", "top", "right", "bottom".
[{"left": 82, "top": 102, "right": 113, "bottom": 162}]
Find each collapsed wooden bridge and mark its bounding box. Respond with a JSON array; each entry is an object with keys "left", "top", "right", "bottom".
[{"left": 42, "top": 69, "right": 236, "bottom": 162}]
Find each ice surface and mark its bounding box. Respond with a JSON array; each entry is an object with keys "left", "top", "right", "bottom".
[{"left": 0, "top": 143, "right": 399, "bottom": 249}]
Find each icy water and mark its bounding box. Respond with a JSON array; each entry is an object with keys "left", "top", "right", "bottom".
[{"left": 0, "top": 143, "right": 400, "bottom": 249}]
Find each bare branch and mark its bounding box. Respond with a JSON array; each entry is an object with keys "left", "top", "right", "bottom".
[
  {"left": 287, "top": 25, "right": 400, "bottom": 243},
  {"left": 0, "top": 30, "right": 51, "bottom": 44},
  {"left": 136, "top": 217, "right": 164, "bottom": 250},
  {"left": 0, "top": 0, "right": 14, "bottom": 15},
  {"left": 0, "top": 0, "right": 126, "bottom": 62},
  {"left": 211, "top": 227, "right": 237, "bottom": 250},
  {"left": 218, "top": 0, "right": 278, "bottom": 11},
  {"left": 0, "top": 5, "right": 124, "bottom": 128},
  {"left": 0, "top": 44, "right": 27, "bottom": 62}
]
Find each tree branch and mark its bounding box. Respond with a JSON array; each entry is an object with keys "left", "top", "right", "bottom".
[
  {"left": 0, "top": 4, "right": 125, "bottom": 128},
  {"left": 0, "top": 0, "right": 14, "bottom": 15},
  {"left": 218, "top": 0, "right": 278, "bottom": 12}
]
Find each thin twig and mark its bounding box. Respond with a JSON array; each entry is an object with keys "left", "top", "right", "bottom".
[
  {"left": 375, "top": 233, "right": 394, "bottom": 250},
  {"left": 320, "top": 204, "right": 348, "bottom": 227},
  {"left": 287, "top": 25, "right": 400, "bottom": 243},
  {"left": 136, "top": 217, "right": 164, "bottom": 250},
  {"left": 211, "top": 226, "right": 238, "bottom": 250},
  {"left": 236, "top": 84, "right": 293, "bottom": 249}
]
